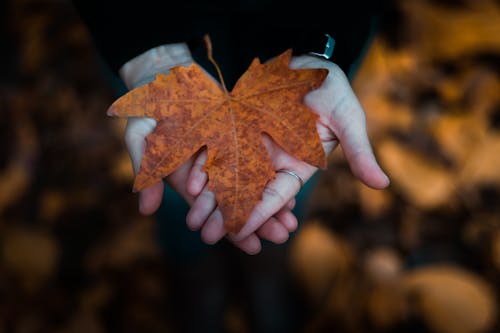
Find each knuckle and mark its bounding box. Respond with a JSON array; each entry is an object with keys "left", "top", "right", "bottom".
[{"left": 262, "top": 185, "right": 287, "bottom": 206}]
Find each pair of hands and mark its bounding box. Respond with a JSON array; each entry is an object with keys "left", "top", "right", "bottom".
[{"left": 117, "top": 43, "right": 390, "bottom": 255}]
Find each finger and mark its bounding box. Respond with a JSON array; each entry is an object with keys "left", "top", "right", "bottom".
[
  {"left": 138, "top": 181, "right": 164, "bottom": 215},
  {"left": 186, "top": 148, "right": 208, "bottom": 197},
  {"left": 124, "top": 117, "right": 157, "bottom": 173},
  {"left": 231, "top": 169, "right": 310, "bottom": 242},
  {"left": 275, "top": 208, "right": 298, "bottom": 232},
  {"left": 344, "top": 145, "right": 390, "bottom": 190},
  {"left": 229, "top": 135, "right": 316, "bottom": 241},
  {"left": 200, "top": 208, "right": 226, "bottom": 245},
  {"left": 186, "top": 188, "right": 217, "bottom": 230},
  {"left": 199, "top": 205, "right": 263, "bottom": 255},
  {"left": 256, "top": 217, "right": 289, "bottom": 244},
  {"left": 325, "top": 81, "right": 389, "bottom": 189},
  {"left": 230, "top": 234, "right": 262, "bottom": 255},
  {"left": 286, "top": 198, "right": 296, "bottom": 210},
  {"left": 124, "top": 117, "right": 165, "bottom": 215},
  {"left": 295, "top": 59, "right": 389, "bottom": 189}
]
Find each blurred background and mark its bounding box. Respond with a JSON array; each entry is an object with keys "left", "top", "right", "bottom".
[{"left": 1, "top": 0, "right": 499, "bottom": 332}]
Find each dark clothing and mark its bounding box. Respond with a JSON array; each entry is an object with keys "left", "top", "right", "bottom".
[
  {"left": 72, "top": 0, "right": 384, "bottom": 87},
  {"left": 71, "top": 2, "right": 385, "bottom": 332}
]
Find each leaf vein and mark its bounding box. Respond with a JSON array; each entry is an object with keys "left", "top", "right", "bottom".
[
  {"left": 236, "top": 99, "right": 312, "bottom": 150},
  {"left": 138, "top": 99, "right": 227, "bottom": 187},
  {"left": 236, "top": 80, "right": 315, "bottom": 100}
]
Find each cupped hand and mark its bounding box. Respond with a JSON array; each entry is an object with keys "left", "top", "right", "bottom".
[
  {"left": 185, "top": 55, "right": 390, "bottom": 249},
  {"left": 124, "top": 116, "right": 297, "bottom": 254},
  {"left": 118, "top": 43, "right": 297, "bottom": 254}
]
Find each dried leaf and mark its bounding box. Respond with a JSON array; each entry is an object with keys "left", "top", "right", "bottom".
[
  {"left": 84, "top": 218, "right": 160, "bottom": 272},
  {"left": 403, "top": 265, "right": 497, "bottom": 333},
  {"left": 459, "top": 133, "right": 500, "bottom": 186},
  {"left": 289, "top": 221, "right": 352, "bottom": 303},
  {"left": 378, "top": 140, "right": 456, "bottom": 209},
  {"left": 363, "top": 247, "right": 403, "bottom": 285},
  {"left": 1, "top": 227, "right": 59, "bottom": 292},
  {"left": 109, "top": 48, "right": 327, "bottom": 232},
  {"left": 400, "top": 1, "right": 500, "bottom": 60},
  {"left": 358, "top": 183, "right": 393, "bottom": 217},
  {"left": 367, "top": 285, "right": 407, "bottom": 330}
]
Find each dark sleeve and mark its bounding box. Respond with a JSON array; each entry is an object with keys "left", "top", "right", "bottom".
[
  {"left": 71, "top": 1, "right": 209, "bottom": 73},
  {"left": 71, "top": 0, "right": 387, "bottom": 82}
]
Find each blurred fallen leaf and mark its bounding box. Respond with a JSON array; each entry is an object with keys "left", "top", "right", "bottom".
[
  {"left": 403, "top": 265, "right": 497, "bottom": 333},
  {"left": 39, "top": 189, "right": 67, "bottom": 222},
  {"left": 1, "top": 227, "right": 59, "bottom": 293},
  {"left": 84, "top": 218, "right": 160, "bottom": 272},
  {"left": 289, "top": 221, "right": 353, "bottom": 304},
  {"left": 363, "top": 247, "right": 403, "bottom": 285},
  {"left": 367, "top": 284, "right": 407, "bottom": 330},
  {"left": 378, "top": 139, "right": 456, "bottom": 209},
  {"left": 459, "top": 133, "right": 500, "bottom": 187},
  {"left": 358, "top": 183, "right": 393, "bottom": 218},
  {"left": 110, "top": 151, "right": 134, "bottom": 183},
  {"left": 0, "top": 112, "right": 38, "bottom": 216},
  {"left": 401, "top": 1, "right": 500, "bottom": 60}
]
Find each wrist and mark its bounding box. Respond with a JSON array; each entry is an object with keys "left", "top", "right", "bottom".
[{"left": 119, "top": 43, "right": 193, "bottom": 89}]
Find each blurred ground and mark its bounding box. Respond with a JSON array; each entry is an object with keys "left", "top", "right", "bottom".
[{"left": 0, "top": 0, "right": 499, "bottom": 332}]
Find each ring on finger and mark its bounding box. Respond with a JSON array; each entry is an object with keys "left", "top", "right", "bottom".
[{"left": 276, "top": 169, "right": 304, "bottom": 190}]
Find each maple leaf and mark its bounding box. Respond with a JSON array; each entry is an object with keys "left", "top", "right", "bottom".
[{"left": 108, "top": 43, "right": 328, "bottom": 233}]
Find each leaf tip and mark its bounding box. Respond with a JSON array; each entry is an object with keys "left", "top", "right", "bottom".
[
  {"left": 226, "top": 223, "right": 243, "bottom": 235},
  {"left": 279, "top": 48, "right": 293, "bottom": 62},
  {"left": 132, "top": 177, "right": 146, "bottom": 193},
  {"left": 154, "top": 73, "right": 169, "bottom": 81}
]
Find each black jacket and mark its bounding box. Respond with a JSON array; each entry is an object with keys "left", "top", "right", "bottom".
[{"left": 72, "top": 0, "right": 384, "bottom": 88}]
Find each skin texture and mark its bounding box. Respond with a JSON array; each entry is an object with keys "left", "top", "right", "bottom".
[{"left": 118, "top": 43, "right": 389, "bottom": 254}]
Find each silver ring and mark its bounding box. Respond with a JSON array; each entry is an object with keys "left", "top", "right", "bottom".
[
  {"left": 309, "top": 34, "right": 335, "bottom": 60},
  {"left": 276, "top": 169, "right": 304, "bottom": 190}
]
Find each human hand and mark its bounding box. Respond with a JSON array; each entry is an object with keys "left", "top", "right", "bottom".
[
  {"left": 118, "top": 43, "right": 297, "bottom": 254},
  {"left": 186, "top": 54, "right": 390, "bottom": 250}
]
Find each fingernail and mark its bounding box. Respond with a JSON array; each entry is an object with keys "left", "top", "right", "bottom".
[{"left": 383, "top": 173, "right": 390, "bottom": 185}]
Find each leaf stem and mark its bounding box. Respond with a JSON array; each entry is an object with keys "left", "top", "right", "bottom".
[{"left": 204, "top": 34, "right": 228, "bottom": 93}]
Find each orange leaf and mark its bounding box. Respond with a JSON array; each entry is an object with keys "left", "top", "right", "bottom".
[{"left": 108, "top": 48, "right": 328, "bottom": 232}]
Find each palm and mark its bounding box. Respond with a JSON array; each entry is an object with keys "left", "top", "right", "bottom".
[{"left": 226, "top": 55, "right": 390, "bottom": 243}]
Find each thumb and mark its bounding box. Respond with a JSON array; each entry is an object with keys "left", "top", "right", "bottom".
[
  {"left": 124, "top": 117, "right": 156, "bottom": 173},
  {"left": 124, "top": 117, "right": 164, "bottom": 214},
  {"left": 341, "top": 125, "right": 389, "bottom": 189},
  {"left": 305, "top": 61, "right": 389, "bottom": 189},
  {"left": 328, "top": 85, "right": 390, "bottom": 189}
]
